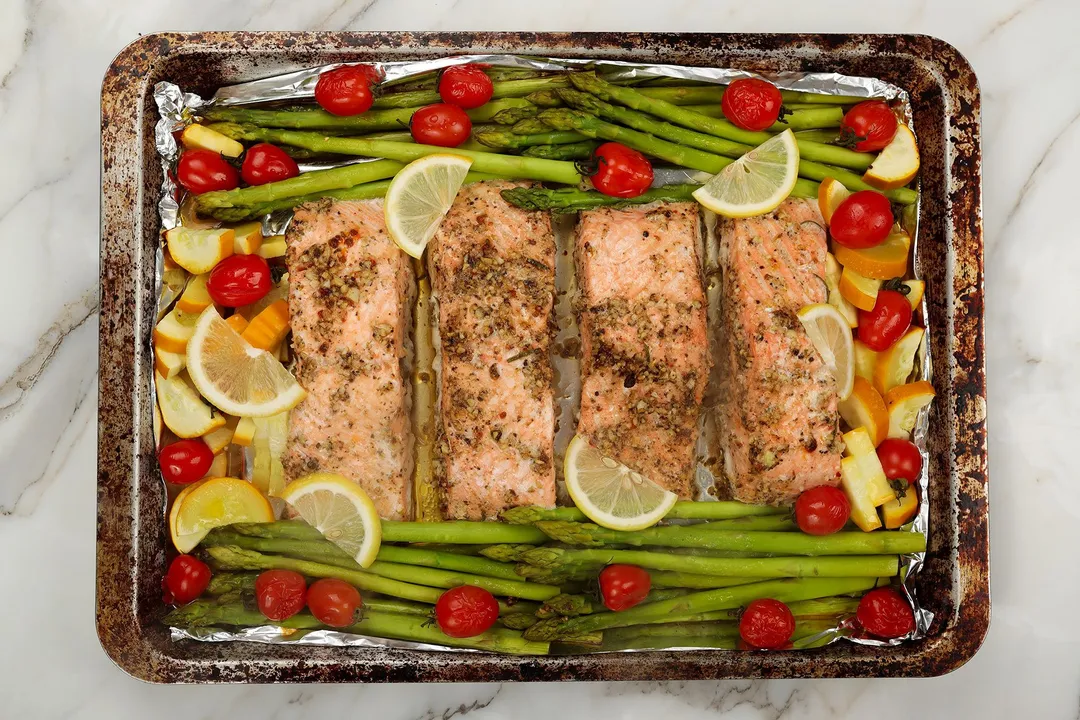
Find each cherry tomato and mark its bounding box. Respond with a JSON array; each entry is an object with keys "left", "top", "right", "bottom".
[
  {"left": 162, "top": 554, "right": 211, "bottom": 605},
  {"left": 739, "top": 598, "right": 795, "bottom": 649},
  {"left": 240, "top": 143, "right": 299, "bottom": 186},
  {"left": 255, "top": 569, "right": 307, "bottom": 621},
  {"left": 794, "top": 485, "right": 851, "bottom": 535},
  {"left": 438, "top": 65, "right": 494, "bottom": 109},
  {"left": 314, "top": 65, "right": 377, "bottom": 116},
  {"left": 721, "top": 78, "right": 783, "bottom": 132},
  {"left": 877, "top": 438, "right": 923, "bottom": 485},
  {"left": 857, "top": 587, "right": 915, "bottom": 638},
  {"left": 599, "top": 564, "right": 652, "bottom": 611},
  {"left": 840, "top": 100, "right": 899, "bottom": 152},
  {"left": 590, "top": 142, "right": 654, "bottom": 199},
  {"left": 177, "top": 150, "right": 238, "bottom": 195},
  {"left": 830, "top": 190, "right": 894, "bottom": 249},
  {"left": 858, "top": 290, "right": 913, "bottom": 351},
  {"left": 206, "top": 254, "right": 272, "bottom": 308},
  {"left": 307, "top": 578, "right": 363, "bottom": 628},
  {"left": 410, "top": 103, "right": 472, "bottom": 147},
  {"left": 158, "top": 439, "right": 214, "bottom": 484},
  {"left": 435, "top": 585, "right": 499, "bottom": 638}
]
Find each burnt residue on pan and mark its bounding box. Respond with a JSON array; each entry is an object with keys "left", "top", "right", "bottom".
[{"left": 99, "top": 32, "right": 986, "bottom": 683}]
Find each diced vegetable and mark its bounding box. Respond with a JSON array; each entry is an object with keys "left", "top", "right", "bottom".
[
  {"left": 903, "top": 279, "right": 925, "bottom": 309},
  {"left": 233, "top": 416, "right": 258, "bottom": 447},
  {"left": 203, "top": 452, "right": 229, "bottom": 479},
  {"left": 881, "top": 484, "right": 919, "bottom": 529},
  {"left": 241, "top": 300, "right": 290, "bottom": 351},
  {"left": 833, "top": 226, "right": 911, "bottom": 280},
  {"left": 232, "top": 222, "right": 264, "bottom": 255},
  {"left": 225, "top": 314, "right": 250, "bottom": 334},
  {"left": 884, "top": 380, "right": 936, "bottom": 439},
  {"left": 166, "top": 226, "right": 235, "bottom": 274},
  {"left": 175, "top": 273, "right": 214, "bottom": 314},
  {"left": 180, "top": 124, "right": 244, "bottom": 157},
  {"left": 840, "top": 428, "right": 894, "bottom": 532},
  {"left": 838, "top": 266, "right": 881, "bottom": 311},
  {"left": 838, "top": 377, "right": 889, "bottom": 447},
  {"left": 873, "top": 326, "right": 924, "bottom": 396},
  {"left": 825, "top": 253, "right": 858, "bottom": 328},
  {"left": 154, "top": 346, "right": 186, "bottom": 379},
  {"left": 257, "top": 235, "right": 287, "bottom": 259},
  {"left": 156, "top": 372, "right": 226, "bottom": 438},
  {"left": 202, "top": 416, "right": 238, "bottom": 455},
  {"left": 864, "top": 125, "right": 920, "bottom": 190},
  {"left": 154, "top": 308, "right": 197, "bottom": 354},
  {"left": 852, "top": 340, "right": 878, "bottom": 383}
]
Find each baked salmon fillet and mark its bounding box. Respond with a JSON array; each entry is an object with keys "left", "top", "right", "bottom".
[
  {"left": 576, "top": 203, "right": 709, "bottom": 499},
  {"left": 282, "top": 198, "right": 414, "bottom": 520},
  {"left": 428, "top": 181, "right": 557, "bottom": 520},
  {"left": 715, "top": 198, "right": 842, "bottom": 505}
]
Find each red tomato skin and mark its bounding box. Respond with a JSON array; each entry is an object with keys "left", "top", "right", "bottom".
[
  {"left": 307, "top": 579, "right": 363, "bottom": 628},
  {"left": 857, "top": 291, "right": 913, "bottom": 351},
  {"left": 739, "top": 598, "right": 796, "bottom": 649},
  {"left": 721, "top": 78, "right": 784, "bottom": 132},
  {"left": 314, "top": 65, "right": 377, "bottom": 116},
  {"left": 438, "top": 65, "right": 494, "bottom": 109},
  {"left": 841, "top": 101, "right": 899, "bottom": 152},
  {"left": 830, "top": 191, "right": 894, "bottom": 249},
  {"left": 590, "top": 142, "right": 654, "bottom": 199},
  {"left": 599, "top": 564, "right": 652, "bottom": 611},
  {"left": 158, "top": 439, "right": 214, "bottom": 484},
  {"left": 162, "top": 555, "right": 212, "bottom": 605},
  {"left": 240, "top": 143, "right": 299, "bottom": 186},
  {"left": 206, "top": 255, "right": 272, "bottom": 308},
  {"left": 435, "top": 585, "right": 499, "bottom": 638},
  {"left": 876, "top": 438, "right": 923, "bottom": 485},
  {"left": 857, "top": 587, "right": 915, "bottom": 638},
  {"left": 255, "top": 570, "right": 308, "bottom": 621},
  {"left": 794, "top": 485, "right": 851, "bottom": 535},
  {"left": 410, "top": 104, "right": 472, "bottom": 147},
  {"left": 177, "top": 150, "right": 239, "bottom": 195}
]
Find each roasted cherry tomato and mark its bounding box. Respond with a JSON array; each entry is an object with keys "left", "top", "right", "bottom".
[
  {"left": 307, "top": 578, "right": 363, "bottom": 628},
  {"left": 435, "top": 585, "right": 499, "bottom": 638},
  {"left": 158, "top": 439, "right": 214, "bottom": 484},
  {"left": 206, "top": 254, "right": 272, "bottom": 308},
  {"left": 739, "top": 598, "right": 795, "bottom": 649},
  {"left": 438, "top": 65, "right": 494, "bottom": 109},
  {"left": 314, "top": 65, "right": 378, "bottom": 116},
  {"left": 830, "top": 190, "right": 894, "bottom": 249},
  {"left": 858, "top": 290, "right": 913, "bottom": 351},
  {"left": 599, "top": 564, "right": 652, "bottom": 611},
  {"left": 255, "top": 569, "right": 307, "bottom": 621},
  {"left": 721, "top": 78, "right": 783, "bottom": 132},
  {"left": 589, "top": 142, "right": 654, "bottom": 198},
  {"left": 162, "top": 554, "right": 212, "bottom": 605},
  {"left": 877, "top": 438, "right": 923, "bottom": 485},
  {"left": 794, "top": 485, "right": 851, "bottom": 536},
  {"left": 410, "top": 103, "right": 472, "bottom": 147},
  {"left": 857, "top": 587, "right": 915, "bottom": 638},
  {"left": 240, "top": 143, "right": 299, "bottom": 186},
  {"left": 176, "top": 149, "right": 238, "bottom": 195},
  {"left": 840, "top": 100, "right": 899, "bottom": 152}
]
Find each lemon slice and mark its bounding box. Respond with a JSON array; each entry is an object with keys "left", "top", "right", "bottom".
[
  {"left": 186, "top": 306, "right": 306, "bottom": 418},
  {"left": 563, "top": 434, "right": 678, "bottom": 531},
  {"left": 280, "top": 473, "right": 382, "bottom": 567},
  {"left": 384, "top": 154, "right": 472, "bottom": 258},
  {"left": 171, "top": 477, "right": 274, "bottom": 553},
  {"left": 797, "top": 303, "right": 855, "bottom": 401},
  {"left": 693, "top": 129, "right": 800, "bottom": 218}
]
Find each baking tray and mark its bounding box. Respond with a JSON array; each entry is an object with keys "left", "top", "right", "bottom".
[{"left": 98, "top": 31, "right": 987, "bottom": 683}]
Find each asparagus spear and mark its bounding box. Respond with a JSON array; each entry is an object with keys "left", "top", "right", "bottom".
[
  {"left": 516, "top": 547, "right": 899, "bottom": 578},
  {"left": 473, "top": 129, "right": 588, "bottom": 149},
  {"left": 637, "top": 85, "right": 864, "bottom": 106},
  {"left": 500, "top": 185, "right": 700, "bottom": 213},
  {"left": 204, "top": 573, "right": 435, "bottom": 616},
  {"left": 526, "top": 89, "right": 564, "bottom": 107},
  {"left": 477, "top": 544, "right": 537, "bottom": 563},
  {"left": 205, "top": 572, "right": 260, "bottom": 596},
  {"left": 500, "top": 613, "right": 539, "bottom": 630},
  {"left": 681, "top": 105, "right": 845, "bottom": 130},
  {"left": 535, "top": 521, "right": 927, "bottom": 555},
  {"left": 209, "top": 123, "right": 583, "bottom": 185},
  {"left": 648, "top": 572, "right": 760, "bottom": 589},
  {"left": 376, "top": 545, "right": 523, "bottom": 581},
  {"left": 370, "top": 76, "right": 572, "bottom": 109},
  {"left": 536, "top": 588, "right": 692, "bottom": 619},
  {"left": 501, "top": 501, "right": 787, "bottom": 525},
  {"left": 492, "top": 105, "right": 540, "bottom": 125},
  {"left": 201, "top": 532, "right": 361, "bottom": 567},
  {"left": 523, "top": 576, "right": 877, "bottom": 641},
  {"left": 795, "top": 129, "right": 842, "bottom": 144},
  {"left": 521, "top": 141, "right": 600, "bottom": 161},
  {"left": 201, "top": 100, "right": 531, "bottom": 132},
  {"left": 513, "top": 563, "right": 602, "bottom": 585},
  {"left": 364, "top": 561, "right": 560, "bottom": 601},
  {"left": 509, "top": 118, "right": 552, "bottom": 135},
  {"left": 226, "top": 519, "right": 549, "bottom": 545}
]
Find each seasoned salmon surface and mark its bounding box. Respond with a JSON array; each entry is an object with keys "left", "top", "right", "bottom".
[
  {"left": 716, "top": 198, "right": 842, "bottom": 505},
  {"left": 428, "top": 181, "right": 557, "bottom": 520},
  {"left": 576, "top": 203, "right": 709, "bottom": 499},
  {"left": 283, "top": 198, "right": 414, "bottom": 520}
]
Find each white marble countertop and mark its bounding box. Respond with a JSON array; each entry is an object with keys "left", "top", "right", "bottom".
[{"left": 2, "top": 0, "right": 1076, "bottom": 717}]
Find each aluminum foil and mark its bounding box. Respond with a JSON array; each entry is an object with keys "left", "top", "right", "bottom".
[{"left": 155, "top": 55, "right": 929, "bottom": 654}]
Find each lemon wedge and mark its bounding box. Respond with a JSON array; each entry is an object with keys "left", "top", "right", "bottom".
[
  {"left": 796, "top": 303, "right": 855, "bottom": 401},
  {"left": 563, "top": 434, "right": 678, "bottom": 531},
  {"left": 280, "top": 473, "right": 382, "bottom": 567},
  {"left": 170, "top": 477, "right": 273, "bottom": 553},
  {"left": 693, "top": 129, "right": 800, "bottom": 218},
  {"left": 186, "top": 306, "right": 306, "bottom": 418},
  {"left": 384, "top": 154, "right": 472, "bottom": 258}
]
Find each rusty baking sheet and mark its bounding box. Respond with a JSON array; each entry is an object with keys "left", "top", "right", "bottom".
[{"left": 98, "top": 31, "right": 987, "bottom": 683}]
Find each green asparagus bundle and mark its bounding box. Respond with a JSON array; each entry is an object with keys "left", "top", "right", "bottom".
[
  {"left": 500, "top": 185, "right": 701, "bottom": 213},
  {"left": 228, "top": 520, "right": 549, "bottom": 545},
  {"left": 501, "top": 502, "right": 787, "bottom": 525}
]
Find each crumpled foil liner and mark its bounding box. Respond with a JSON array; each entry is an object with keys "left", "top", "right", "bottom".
[{"left": 155, "top": 55, "right": 930, "bottom": 653}]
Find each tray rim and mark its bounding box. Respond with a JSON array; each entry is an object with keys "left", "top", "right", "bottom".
[{"left": 97, "top": 30, "right": 988, "bottom": 684}]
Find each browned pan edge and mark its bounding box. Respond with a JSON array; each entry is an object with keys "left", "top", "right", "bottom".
[{"left": 98, "top": 31, "right": 987, "bottom": 683}]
